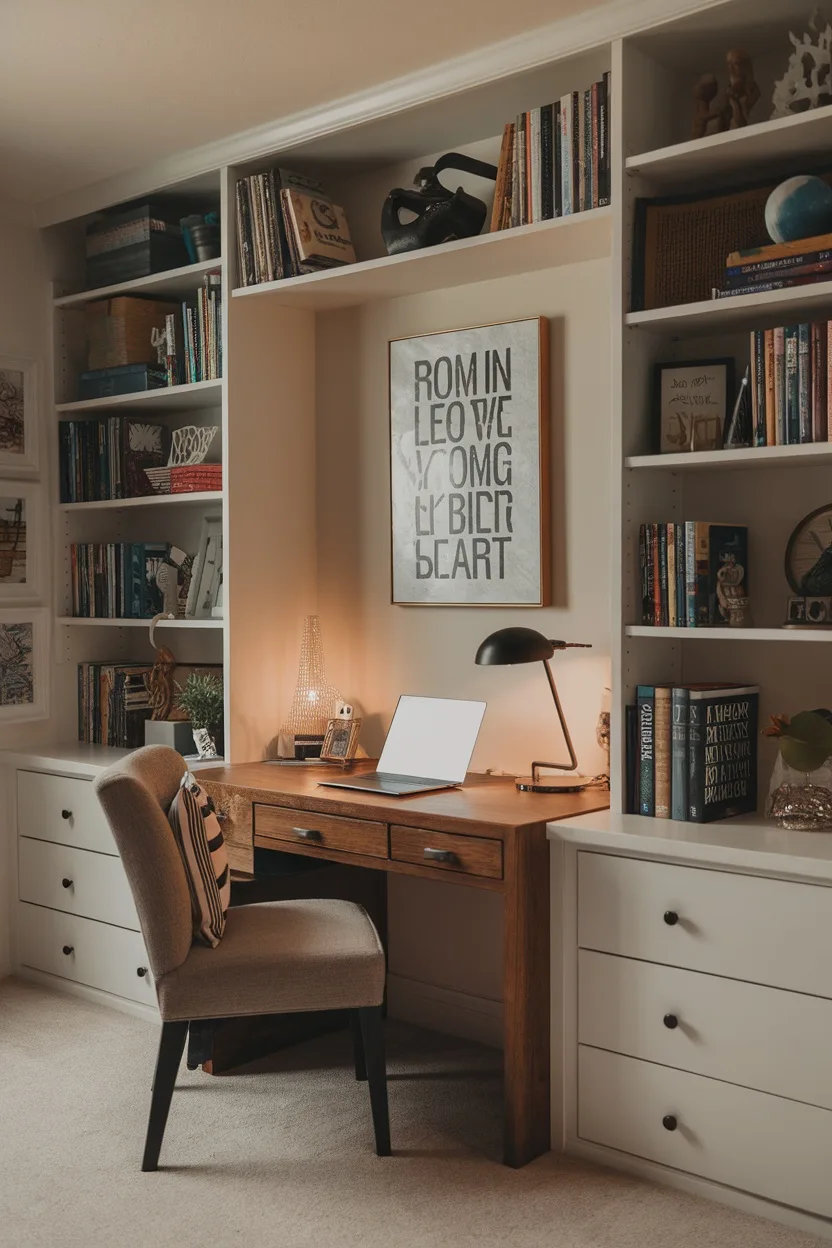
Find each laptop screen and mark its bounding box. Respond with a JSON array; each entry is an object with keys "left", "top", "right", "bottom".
[{"left": 378, "top": 695, "right": 487, "bottom": 784}]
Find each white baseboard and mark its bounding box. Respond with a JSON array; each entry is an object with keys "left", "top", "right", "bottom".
[
  {"left": 386, "top": 973, "right": 503, "bottom": 1047},
  {"left": 16, "top": 966, "right": 160, "bottom": 1025}
]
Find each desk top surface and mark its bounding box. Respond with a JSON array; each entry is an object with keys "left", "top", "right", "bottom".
[{"left": 199, "top": 759, "right": 609, "bottom": 833}]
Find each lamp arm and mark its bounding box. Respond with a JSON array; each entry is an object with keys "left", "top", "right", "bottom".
[{"left": 530, "top": 658, "right": 579, "bottom": 784}]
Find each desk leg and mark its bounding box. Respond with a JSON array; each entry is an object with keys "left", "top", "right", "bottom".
[{"left": 502, "top": 824, "right": 550, "bottom": 1167}]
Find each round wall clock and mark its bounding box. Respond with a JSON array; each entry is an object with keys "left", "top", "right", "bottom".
[{"left": 785, "top": 503, "right": 832, "bottom": 595}]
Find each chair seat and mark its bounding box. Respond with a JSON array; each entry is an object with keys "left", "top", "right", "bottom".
[{"left": 155, "top": 898, "right": 385, "bottom": 1022}]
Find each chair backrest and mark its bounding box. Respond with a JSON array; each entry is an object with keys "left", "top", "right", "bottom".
[{"left": 94, "top": 745, "right": 191, "bottom": 979}]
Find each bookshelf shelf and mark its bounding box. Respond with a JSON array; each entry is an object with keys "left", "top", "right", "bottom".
[
  {"left": 627, "top": 278, "right": 832, "bottom": 335},
  {"left": 54, "top": 258, "right": 221, "bottom": 308},
  {"left": 58, "top": 491, "right": 222, "bottom": 512},
  {"left": 57, "top": 617, "right": 223, "bottom": 630},
  {"left": 625, "top": 103, "right": 832, "bottom": 188},
  {"left": 56, "top": 379, "right": 222, "bottom": 415},
  {"left": 625, "top": 444, "right": 832, "bottom": 471},
  {"left": 625, "top": 626, "right": 832, "bottom": 643},
  {"left": 231, "top": 208, "right": 612, "bottom": 311}
]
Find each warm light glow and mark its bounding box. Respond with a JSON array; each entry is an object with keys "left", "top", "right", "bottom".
[{"left": 308, "top": 690, "right": 318, "bottom": 702}]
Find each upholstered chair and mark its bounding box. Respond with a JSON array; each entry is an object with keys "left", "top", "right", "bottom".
[{"left": 94, "top": 746, "right": 389, "bottom": 1170}]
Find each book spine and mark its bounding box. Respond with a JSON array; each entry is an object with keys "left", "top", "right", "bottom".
[
  {"left": 675, "top": 523, "right": 686, "bottom": 627},
  {"left": 728, "top": 233, "right": 832, "bottom": 263},
  {"left": 763, "top": 328, "right": 776, "bottom": 446},
  {"left": 600, "top": 70, "right": 611, "bottom": 207},
  {"left": 637, "top": 686, "right": 655, "bottom": 817},
  {"left": 639, "top": 524, "right": 649, "bottom": 624},
  {"left": 667, "top": 523, "right": 676, "bottom": 627},
  {"left": 774, "top": 326, "right": 786, "bottom": 444},
  {"left": 582, "top": 88, "right": 592, "bottom": 212},
  {"left": 694, "top": 521, "right": 710, "bottom": 627},
  {"left": 752, "top": 329, "right": 766, "bottom": 446},
  {"left": 571, "top": 91, "right": 580, "bottom": 214},
  {"left": 685, "top": 520, "right": 696, "bottom": 626},
  {"left": 651, "top": 522, "right": 661, "bottom": 626},
  {"left": 625, "top": 704, "right": 638, "bottom": 814},
  {"left": 715, "top": 273, "right": 832, "bottom": 298},
  {"left": 688, "top": 694, "right": 705, "bottom": 822},
  {"left": 670, "top": 687, "right": 689, "bottom": 821},
  {"left": 654, "top": 686, "right": 671, "bottom": 819},
  {"left": 540, "top": 106, "right": 554, "bottom": 221},
  {"left": 516, "top": 114, "right": 527, "bottom": 226},
  {"left": 530, "top": 108, "right": 542, "bottom": 224},
  {"left": 560, "top": 95, "right": 572, "bottom": 216},
  {"left": 785, "top": 325, "right": 800, "bottom": 443},
  {"left": 658, "top": 523, "right": 668, "bottom": 626},
  {"left": 525, "top": 111, "right": 533, "bottom": 225},
  {"left": 813, "top": 321, "right": 828, "bottom": 442},
  {"left": 690, "top": 689, "right": 759, "bottom": 821},
  {"left": 510, "top": 124, "right": 521, "bottom": 229},
  {"left": 591, "top": 81, "right": 600, "bottom": 210},
  {"left": 554, "top": 102, "right": 562, "bottom": 218},
  {"left": 799, "top": 322, "right": 812, "bottom": 442},
  {"left": 726, "top": 248, "right": 832, "bottom": 276}
]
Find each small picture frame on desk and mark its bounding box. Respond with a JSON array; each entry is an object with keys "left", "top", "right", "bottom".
[
  {"left": 320, "top": 717, "right": 362, "bottom": 764},
  {"left": 654, "top": 358, "right": 733, "bottom": 454}
]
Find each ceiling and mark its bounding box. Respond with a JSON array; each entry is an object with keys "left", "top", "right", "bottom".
[{"left": 2, "top": 0, "right": 598, "bottom": 208}]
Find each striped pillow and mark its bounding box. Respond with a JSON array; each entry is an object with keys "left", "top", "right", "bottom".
[{"left": 168, "top": 772, "right": 231, "bottom": 947}]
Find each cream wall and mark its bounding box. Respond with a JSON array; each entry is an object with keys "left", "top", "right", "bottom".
[
  {"left": 0, "top": 214, "right": 50, "bottom": 977},
  {"left": 316, "top": 256, "right": 611, "bottom": 1038}
]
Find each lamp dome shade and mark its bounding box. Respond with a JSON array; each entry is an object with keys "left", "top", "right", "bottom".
[{"left": 475, "top": 627, "right": 555, "bottom": 666}]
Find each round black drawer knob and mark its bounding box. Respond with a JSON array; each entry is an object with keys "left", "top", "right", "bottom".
[
  {"left": 663, "top": 910, "right": 679, "bottom": 926},
  {"left": 663, "top": 1013, "right": 679, "bottom": 1029},
  {"left": 136, "top": 967, "right": 148, "bottom": 978},
  {"left": 61, "top": 878, "right": 73, "bottom": 889},
  {"left": 61, "top": 809, "right": 72, "bottom": 820},
  {"left": 662, "top": 1114, "right": 678, "bottom": 1132},
  {"left": 62, "top": 945, "right": 74, "bottom": 956}
]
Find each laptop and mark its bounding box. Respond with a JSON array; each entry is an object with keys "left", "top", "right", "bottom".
[{"left": 318, "top": 695, "right": 486, "bottom": 797}]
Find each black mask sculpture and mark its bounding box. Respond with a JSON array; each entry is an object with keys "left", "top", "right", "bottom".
[{"left": 381, "top": 152, "right": 498, "bottom": 256}]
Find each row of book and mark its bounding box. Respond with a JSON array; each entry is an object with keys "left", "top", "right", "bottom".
[
  {"left": 626, "top": 683, "right": 759, "bottom": 823},
  {"left": 235, "top": 167, "right": 355, "bottom": 286},
  {"left": 640, "top": 522, "right": 747, "bottom": 628},
  {"left": 59, "top": 419, "right": 170, "bottom": 504},
  {"left": 490, "top": 76, "right": 611, "bottom": 232},
  {"left": 715, "top": 230, "right": 832, "bottom": 300},
  {"left": 747, "top": 323, "right": 832, "bottom": 445},
  {"left": 77, "top": 661, "right": 153, "bottom": 747},
  {"left": 167, "top": 272, "right": 222, "bottom": 385},
  {"left": 70, "top": 542, "right": 186, "bottom": 619}
]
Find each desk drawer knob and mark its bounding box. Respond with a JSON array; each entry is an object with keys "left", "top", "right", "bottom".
[
  {"left": 424, "top": 848, "right": 457, "bottom": 864},
  {"left": 62, "top": 945, "right": 74, "bottom": 956},
  {"left": 136, "top": 966, "right": 148, "bottom": 978},
  {"left": 61, "top": 878, "right": 73, "bottom": 890},
  {"left": 663, "top": 1013, "right": 678, "bottom": 1029},
  {"left": 293, "top": 827, "right": 322, "bottom": 841},
  {"left": 663, "top": 910, "right": 679, "bottom": 926},
  {"left": 662, "top": 1114, "right": 678, "bottom": 1132},
  {"left": 61, "top": 809, "right": 72, "bottom": 821}
]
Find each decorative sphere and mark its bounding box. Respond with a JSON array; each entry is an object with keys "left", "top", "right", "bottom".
[{"left": 765, "top": 175, "right": 832, "bottom": 244}]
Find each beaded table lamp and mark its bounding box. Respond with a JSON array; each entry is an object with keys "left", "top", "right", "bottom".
[{"left": 279, "top": 615, "right": 341, "bottom": 758}]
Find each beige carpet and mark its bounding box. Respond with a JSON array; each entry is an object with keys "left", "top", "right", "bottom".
[{"left": 0, "top": 977, "right": 822, "bottom": 1248}]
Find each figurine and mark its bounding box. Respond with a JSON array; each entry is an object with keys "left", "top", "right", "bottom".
[
  {"left": 691, "top": 74, "right": 726, "bottom": 139},
  {"left": 725, "top": 48, "right": 760, "bottom": 128},
  {"left": 716, "top": 553, "right": 751, "bottom": 627},
  {"left": 146, "top": 643, "right": 177, "bottom": 721}
]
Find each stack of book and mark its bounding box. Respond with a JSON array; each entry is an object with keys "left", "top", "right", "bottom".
[
  {"left": 70, "top": 542, "right": 184, "bottom": 619},
  {"left": 627, "top": 683, "right": 759, "bottom": 823},
  {"left": 746, "top": 323, "right": 832, "bottom": 445},
  {"left": 490, "top": 75, "right": 611, "bottom": 232},
  {"left": 59, "top": 419, "right": 170, "bottom": 503},
  {"left": 77, "top": 661, "right": 153, "bottom": 747},
  {"left": 640, "top": 522, "right": 748, "bottom": 627},
  {"left": 167, "top": 271, "right": 222, "bottom": 384},
  {"left": 714, "top": 232, "right": 832, "bottom": 300},
  {"left": 235, "top": 168, "right": 356, "bottom": 286}
]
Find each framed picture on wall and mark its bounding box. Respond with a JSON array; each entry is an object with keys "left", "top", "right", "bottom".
[
  {"left": 0, "top": 607, "right": 48, "bottom": 721},
  {"left": 0, "top": 356, "right": 38, "bottom": 475},
  {"left": 389, "top": 317, "right": 550, "bottom": 606},
  {"left": 0, "top": 484, "right": 41, "bottom": 600}
]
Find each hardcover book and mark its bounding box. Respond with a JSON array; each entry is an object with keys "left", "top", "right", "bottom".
[
  {"left": 282, "top": 191, "right": 355, "bottom": 270},
  {"left": 688, "top": 685, "right": 759, "bottom": 823},
  {"left": 637, "top": 685, "right": 655, "bottom": 817},
  {"left": 654, "top": 686, "right": 671, "bottom": 819}
]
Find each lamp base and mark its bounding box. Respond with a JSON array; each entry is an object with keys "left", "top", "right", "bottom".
[{"left": 515, "top": 773, "right": 593, "bottom": 793}]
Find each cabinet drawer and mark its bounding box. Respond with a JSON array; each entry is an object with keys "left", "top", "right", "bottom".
[
  {"left": 390, "top": 825, "right": 503, "bottom": 879},
  {"left": 19, "top": 837, "right": 140, "bottom": 932},
  {"left": 254, "top": 804, "right": 388, "bottom": 858},
  {"left": 579, "top": 950, "right": 832, "bottom": 1110},
  {"left": 18, "top": 903, "right": 154, "bottom": 1007},
  {"left": 579, "top": 1045, "right": 832, "bottom": 1219},
  {"left": 18, "top": 770, "right": 115, "bottom": 856},
  {"left": 578, "top": 852, "right": 832, "bottom": 997}
]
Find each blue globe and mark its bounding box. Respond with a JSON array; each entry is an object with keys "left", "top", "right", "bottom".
[{"left": 765, "top": 175, "right": 832, "bottom": 244}]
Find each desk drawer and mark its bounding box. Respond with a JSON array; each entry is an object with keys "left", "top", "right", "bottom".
[
  {"left": 18, "top": 903, "right": 154, "bottom": 1007},
  {"left": 254, "top": 804, "right": 388, "bottom": 858},
  {"left": 578, "top": 949, "right": 832, "bottom": 1110},
  {"left": 390, "top": 825, "right": 503, "bottom": 879},
  {"left": 579, "top": 1045, "right": 832, "bottom": 1219},
  {"left": 18, "top": 770, "right": 115, "bottom": 856},
  {"left": 19, "top": 837, "right": 140, "bottom": 932},
  {"left": 578, "top": 852, "right": 832, "bottom": 997}
]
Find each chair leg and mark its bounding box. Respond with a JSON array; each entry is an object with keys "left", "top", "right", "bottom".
[
  {"left": 142, "top": 1020, "right": 188, "bottom": 1172},
  {"left": 358, "top": 1005, "right": 391, "bottom": 1156},
  {"left": 349, "top": 1010, "right": 367, "bottom": 1081}
]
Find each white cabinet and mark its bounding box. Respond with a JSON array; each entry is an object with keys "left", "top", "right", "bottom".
[
  {"left": 18, "top": 903, "right": 153, "bottom": 1007},
  {"left": 18, "top": 836, "right": 140, "bottom": 931},
  {"left": 18, "top": 770, "right": 116, "bottom": 856}
]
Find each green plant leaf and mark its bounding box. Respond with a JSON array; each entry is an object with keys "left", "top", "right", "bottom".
[{"left": 779, "top": 710, "right": 832, "bottom": 773}]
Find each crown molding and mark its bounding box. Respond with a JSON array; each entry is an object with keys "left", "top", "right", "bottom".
[{"left": 32, "top": 0, "right": 725, "bottom": 228}]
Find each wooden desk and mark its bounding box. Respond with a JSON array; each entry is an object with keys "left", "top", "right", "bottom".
[{"left": 199, "top": 760, "right": 608, "bottom": 1168}]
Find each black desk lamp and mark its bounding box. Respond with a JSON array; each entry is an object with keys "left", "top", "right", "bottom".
[{"left": 475, "top": 626, "right": 592, "bottom": 793}]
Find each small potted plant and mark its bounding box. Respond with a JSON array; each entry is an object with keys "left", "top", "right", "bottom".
[
  {"left": 764, "top": 709, "right": 832, "bottom": 830},
  {"left": 176, "top": 673, "right": 224, "bottom": 760}
]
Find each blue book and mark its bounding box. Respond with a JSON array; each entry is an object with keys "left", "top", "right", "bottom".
[{"left": 785, "top": 325, "right": 800, "bottom": 444}]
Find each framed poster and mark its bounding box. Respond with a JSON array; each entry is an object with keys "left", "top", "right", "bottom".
[
  {"left": 0, "top": 356, "right": 38, "bottom": 475},
  {"left": 389, "top": 317, "right": 549, "bottom": 606},
  {"left": 0, "top": 483, "right": 41, "bottom": 600},
  {"left": 654, "top": 358, "right": 733, "bottom": 454},
  {"left": 0, "top": 608, "right": 48, "bottom": 721}
]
